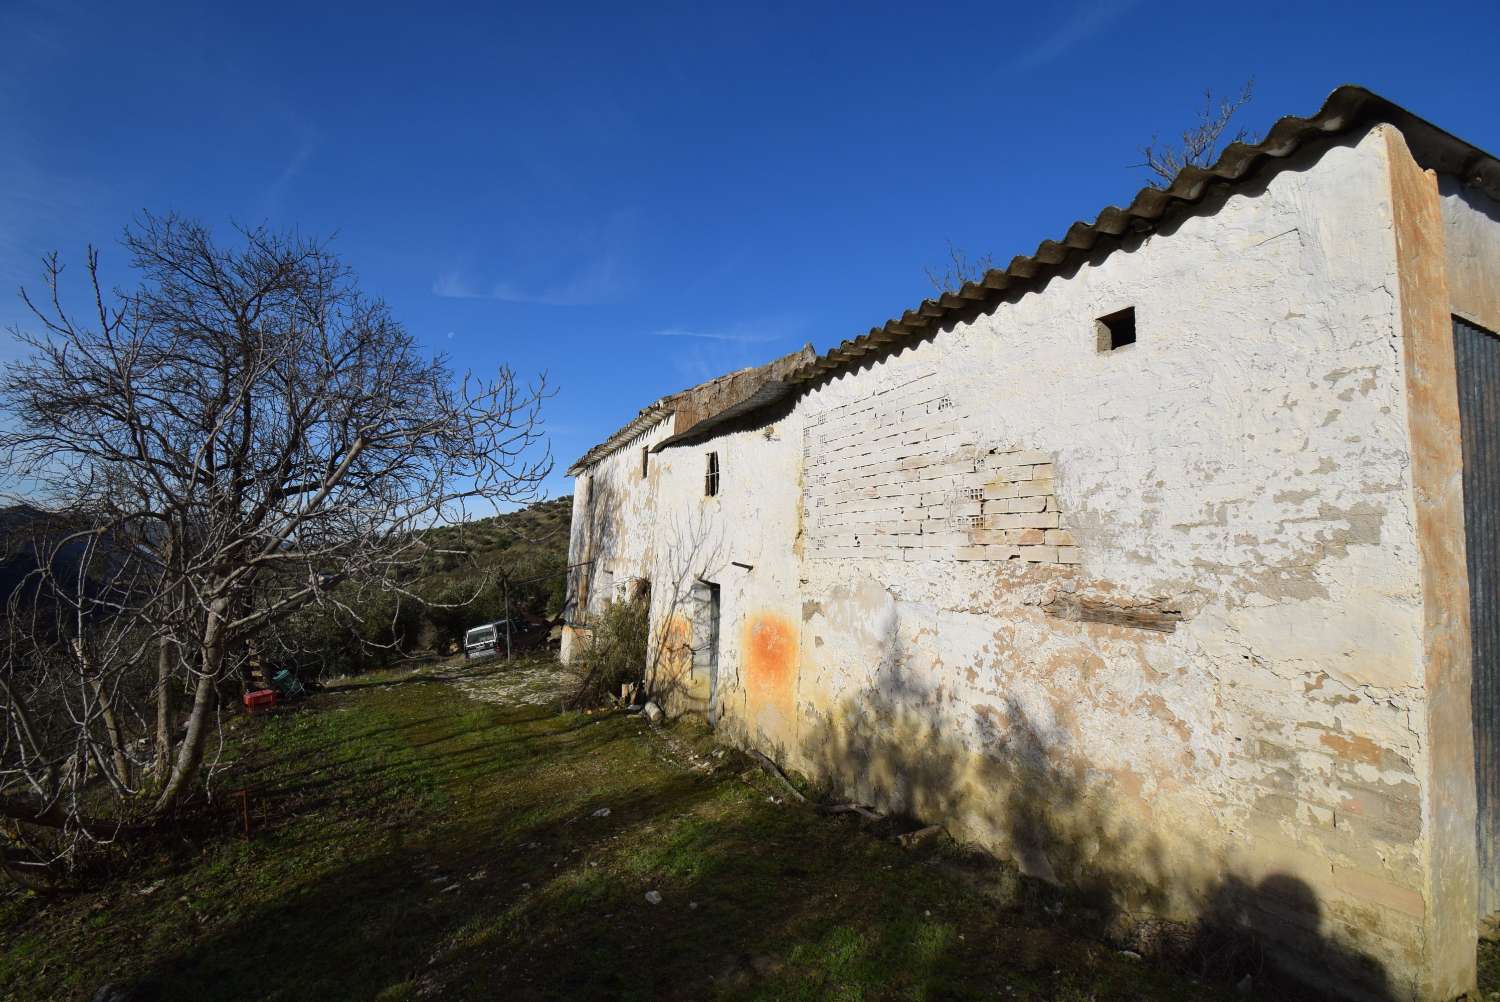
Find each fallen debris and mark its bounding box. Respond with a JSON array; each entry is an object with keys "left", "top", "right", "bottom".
[
  {"left": 642, "top": 701, "right": 664, "bottom": 724},
  {"left": 90, "top": 986, "right": 138, "bottom": 1002},
  {"left": 897, "top": 824, "right": 944, "bottom": 848},
  {"left": 748, "top": 750, "right": 806, "bottom": 803},
  {"left": 645, "top": 890, "right": 662, "bottom": 905},
  {"left": 819, "top": 802, "right": 883, "bottom": 821}
]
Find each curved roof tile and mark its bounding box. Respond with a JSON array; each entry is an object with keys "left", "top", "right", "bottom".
[{"left": 781, "top": 85, "right": 1499, "bottom": 386}]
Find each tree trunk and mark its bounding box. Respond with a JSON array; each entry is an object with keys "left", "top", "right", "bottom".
[
  {"left": 152, "top": 667, "right": 215, "bottom": 814},
  {"left": 153, "top": 603, "right": 228, "bottom": 815},
  {"left": 88, "top": 676, "right": 132, "bottom": 791},
  {"left": 72, "top": 637, "right": 130, "bottom": 790},
  {"left": 0, "top": 678, "right": 56, "bottom": 795},
  {"left": 154, "top": 636, "right": 174, "bottom": 785},
  {"left": 0, "top": 793, "right": 134, "bottom": 833}
]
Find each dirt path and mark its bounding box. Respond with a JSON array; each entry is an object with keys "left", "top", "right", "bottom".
[{"left": 446, "top": 655, "right": 565, "bottom": 707}]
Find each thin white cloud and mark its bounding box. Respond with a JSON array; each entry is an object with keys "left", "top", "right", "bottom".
[
  {"left": 1013, "top": 0, "right": 1141, "bottom": 71},
  {"left": 650, "top": 326, "right": 784, "bottom": 344},
  {"left": 672, "top": 344, "right": 722, "bottom": 386},
  {"left": 648, "top": 313, "right": 807, "bottom": 346},
  {"left": 659, "top": 315, "right": 810, "bottom": 388},
  {"left": 260, "top": 137, "right": 315, "bottom": 217},
  {"left": 432, "top": 254, "right": 625, "bottom": 307}
]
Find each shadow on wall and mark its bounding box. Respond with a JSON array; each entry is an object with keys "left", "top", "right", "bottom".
[
  {"left": 567, "top": 471, "right": 622, "bottom": 632},
  {"left": 642, "top": 506, "right": 726, "bottom": 714},
  {"left": 567, "top": 453, "right": 731, "bottom": 716},
  {"left": 797, "top": 681, "right": 1399, "bottom": 1002}
]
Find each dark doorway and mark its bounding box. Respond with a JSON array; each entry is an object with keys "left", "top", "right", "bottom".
[{"left": 1455, "top": 315, "right": 1500, "bottom": 918}]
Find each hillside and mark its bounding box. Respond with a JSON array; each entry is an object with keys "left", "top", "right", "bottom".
[
  {"left": 0, "top": 498, "right": 576, "bottom": 678},
  {"left": 411, "top": 495, "right": 574, "bottom": 626},
  {"left": 281, "top": 496, "right": 574, "bottom": 676}
]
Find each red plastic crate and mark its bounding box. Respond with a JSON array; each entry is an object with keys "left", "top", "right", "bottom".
[{"left": 243, "top": 689, "right": 277, "bottom": 712}]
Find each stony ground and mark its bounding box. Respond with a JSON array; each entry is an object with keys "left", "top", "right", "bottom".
[
  {"left": 1, "top": 657, "right": 1492, "bottom": 1001},
  {"left": 446, "top": 656, "right": 567, "bottom": 707}
]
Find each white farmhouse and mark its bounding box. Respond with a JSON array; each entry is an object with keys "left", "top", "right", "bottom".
[{"left": 561, "top": 86, "right": 1500, "bottom": 1001}]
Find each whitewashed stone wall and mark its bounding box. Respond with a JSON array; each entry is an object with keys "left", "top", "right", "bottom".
[
  {"left": 785, "top": 130, "right": 1430, "bottom": 990},
  {"left": 641, "top": 410, "right": 806, "bottom": 741},
  {"left": 566, "top": 123, "right": 1484, "bottom": 999},
  {"left": 560, "top": 413, "right": 676, "bottom": 663}
]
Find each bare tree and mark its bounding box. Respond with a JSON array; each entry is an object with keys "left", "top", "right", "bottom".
[
  {"left": 1139, "top": 80, "right": 1257, "bottom": 187},
  {"left": 0, "top": 515, "right": 153, "bottom": 880},
  {"left": 0, "top": 214, "right": 551, "bottom": 851},
  {"left": 923, "top": 241, "right": 995, "bottom": 296}
]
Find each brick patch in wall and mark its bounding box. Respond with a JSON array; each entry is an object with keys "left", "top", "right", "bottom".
[{"left": 802, "top": 374, "right": 1078, "bottom": 565}]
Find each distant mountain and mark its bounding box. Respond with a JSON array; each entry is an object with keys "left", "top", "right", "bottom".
[
  {"left": 0, "top": 505, "right": 138, "bottom": 616},
  {"left": 0, "top": 506, "right": 83, "bottom": 606}
]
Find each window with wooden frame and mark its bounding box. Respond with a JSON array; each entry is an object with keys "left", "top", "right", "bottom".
[{"left": 704, "top": 451, "right": 720, "bottom": 496}]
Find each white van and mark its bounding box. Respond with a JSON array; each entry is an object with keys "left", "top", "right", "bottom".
[{"left": 462, "top": 621, "right": 511, "bottom": 661}]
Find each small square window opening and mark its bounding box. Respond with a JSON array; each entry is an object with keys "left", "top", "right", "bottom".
[
  {"left": 1096, "top": 307, "right": 1137, "bottom": 352},
  {"left": 704, "top": 451, "right": 720, "bottom": 497}
]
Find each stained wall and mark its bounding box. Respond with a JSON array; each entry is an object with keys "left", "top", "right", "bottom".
[{"left": 566, "top": 123, "right": 1488, "bottom": 999}]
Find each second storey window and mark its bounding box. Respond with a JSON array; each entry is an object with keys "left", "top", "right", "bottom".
[{"left": 705, "top": 451, "right": 720, "bottom": 496}]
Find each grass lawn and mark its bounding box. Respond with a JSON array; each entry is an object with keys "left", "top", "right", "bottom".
[{"left": 1, "top": 659, "right": 1489, "bottom": 1001}]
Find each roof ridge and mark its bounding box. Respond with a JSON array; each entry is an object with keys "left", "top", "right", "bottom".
[
  {"left": 566, "top": 86, "right": 1499, "bottom": 472},
  {"left": 566, "top": 344, "right": 816, "bottom": 474},
  {"left": 784, "top": 85, "right": 1500, "bottom": 385}
]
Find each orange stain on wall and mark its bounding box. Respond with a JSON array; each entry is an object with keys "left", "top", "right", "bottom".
[{"left": 744, "top": 613, "right": 797, "bottom": 709}]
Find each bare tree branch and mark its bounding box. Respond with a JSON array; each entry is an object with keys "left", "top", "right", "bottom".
[
  {"left": 923, "top": 241, "right": 994, "bottom": 296},
  {"left": 1138, "top": 80, "right": 1257, "bottom": 188}
]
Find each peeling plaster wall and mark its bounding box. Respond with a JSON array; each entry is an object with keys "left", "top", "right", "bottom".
[
  {"left": 1438, "top": 176, "right": 1500, "bottom": 932},
  {"left": 570, "top": 125, "right": 1483, "bottom": 998},
  {"left": 777, "top": 128, "right": 1437, "bottom": 999},
  {"left": 643, "top": 410, "right": 806, "bottom": 739},
  {"left": 560, "top": 414, "right": 677, "bottom": 664},
  {"left": 1440, "top": 177, "right": 1500, "bottom": 335},
  {"left": 1387, "top": 129, "right": 1478, "bottom": 1002}
]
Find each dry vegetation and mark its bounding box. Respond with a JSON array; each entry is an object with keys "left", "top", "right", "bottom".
[
  {"left": 0, "top": 215, "right": 550, "bottom": 881},
  {"left": 562, "top": 596, "right": 649, "bottom": 708}
]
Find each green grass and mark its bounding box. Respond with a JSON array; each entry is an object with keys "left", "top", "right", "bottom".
[{"left": 0, "top": 659, "right": 1394, "bottom": 1001}]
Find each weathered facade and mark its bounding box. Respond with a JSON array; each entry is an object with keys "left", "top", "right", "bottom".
[{"left": 562, "top": 87, "right": 1500, "bottom": 1001}]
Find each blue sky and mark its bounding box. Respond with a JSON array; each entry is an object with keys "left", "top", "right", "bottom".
[{"left": 4, "top": 1, "right": 1498, "bottom": 501}]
